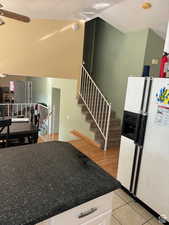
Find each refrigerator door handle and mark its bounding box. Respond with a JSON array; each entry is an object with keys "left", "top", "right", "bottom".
[
  {"left": 137, "top": 115, "right": 147, "bottom": 146},
  {"left": 134, "top": 114, "right": 142, "bottom": 145},
  {"left": 134, "top": 115, "right": 147, "bottom": 146}
]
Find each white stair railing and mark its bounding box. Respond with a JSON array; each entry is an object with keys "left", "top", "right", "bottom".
[{"left": 79, "top": 65, "right": 111, "bottom": 151}]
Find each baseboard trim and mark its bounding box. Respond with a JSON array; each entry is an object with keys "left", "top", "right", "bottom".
[
  {"left": 38, "top": 133, "right": 58, "bottom": 142},
  {"left": 70, "top": 130, "right": 100, "bottom": 148}
]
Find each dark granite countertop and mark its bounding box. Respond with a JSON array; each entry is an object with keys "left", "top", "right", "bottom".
[{"left": 0, "top": 141, "right": 120, "bottom": 225}]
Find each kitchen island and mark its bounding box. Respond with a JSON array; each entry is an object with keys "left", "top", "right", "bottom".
[{"left": 0, "top": 141, "right": 120, "bottom": 225}]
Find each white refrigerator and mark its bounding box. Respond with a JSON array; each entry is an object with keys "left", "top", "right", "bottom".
[{"left": 118, "top": 77, "right": 169, "bottom": 220}]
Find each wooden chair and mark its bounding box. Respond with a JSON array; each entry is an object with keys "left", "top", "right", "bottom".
[
  {"left": 27, "top": 114, "right": 39, "bottom": 144},
  {"left": 28, "top": 105, "right": 39, "bottom": 144},
  {"left": 0, "top": 119, "right": 11, "bottom": 148}
]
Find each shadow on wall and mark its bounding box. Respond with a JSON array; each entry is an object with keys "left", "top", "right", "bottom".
[{"left": 83, "top": 18, "right": 165, "bottom": 121}]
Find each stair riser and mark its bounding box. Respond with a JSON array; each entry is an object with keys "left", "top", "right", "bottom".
[
  {"left": 81, "top": 106, "right": 114, "bottom": 114},
  {"left": 95, "top": 135, "right": 121, "bottom": 142},
  {"left": 78, "top": 97, "right": 109, "bottom": 105},
  {"left": 91, "top": 127, "right": 121, "bottom": 134},
  {"left": 97, "top": 137, "right": 121, "bottom": 144},
  {"left": 96, "top": 137, "right": 121, "bottom": 144},
  {"left": 83, "top": 112, "right": 116, "bottom": 121},
  {"left": 90, "top": 122, "right": 121, "bottom": 129},
  {"left": 91, "top": 128, "right": 121, "bottom": 136},
  {"left": 81, "top": 106, "right": 116, "bottom": 116},
  {"left": 97, "top": 139, "right": 120, "bottom": 149},
  {"left": 101, "top": 143, "right": 120, "bottom": 149}
]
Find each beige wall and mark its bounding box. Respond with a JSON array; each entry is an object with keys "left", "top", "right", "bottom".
[
  {"left": 27, "top": 76, "right": 94, "bottom": 141},
  {"left": 0, "top": 19, "right": 84, "bottom": 79},
  {"left": 48, "top": 78, "right": 95, "bottom": 141}
]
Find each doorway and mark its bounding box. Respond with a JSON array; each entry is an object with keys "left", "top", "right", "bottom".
[{"left": 51, "top": 88, "right": 61, "bottom": 139}]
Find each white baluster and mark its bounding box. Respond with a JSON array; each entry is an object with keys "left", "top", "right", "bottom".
[
  {"left": 101, "top": 101, "right": 105, "bottom": 133},
  {"left": 104, "top": 104, "right": 111, "bottom": 151},
  {"left": 104, "top": 104, "right": 108, "bottom": 136},
  {"left": 79, "top": 65, "right": 112, "bottom": 151}
]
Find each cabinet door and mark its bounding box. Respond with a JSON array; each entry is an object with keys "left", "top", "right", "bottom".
[
  {"left": 36, "top": 192, "right": 113, "bottom": 225},
  {"left": 81, "top": 210, "right": 112, "bottom": 225},
  {"left": 37, "top": 211, "right": 112, "bottom": 225}
]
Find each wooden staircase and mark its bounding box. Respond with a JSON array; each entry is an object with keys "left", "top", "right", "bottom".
[{"left": 78, "top": 96, "right": 121, "bottom": 149}]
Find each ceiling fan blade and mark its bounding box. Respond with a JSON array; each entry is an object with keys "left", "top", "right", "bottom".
[{"left": 0, "top": 9, "right": 30, "bottom": 23}]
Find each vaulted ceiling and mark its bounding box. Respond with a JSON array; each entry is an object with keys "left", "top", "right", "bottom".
[
  {"left": 0, "top": 0, "right": 168, "bottom": 38},
  {"left": 0, "top": 0, "right": 122, "bottom": 19}
]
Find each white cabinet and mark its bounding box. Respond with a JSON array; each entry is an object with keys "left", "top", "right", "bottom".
[
  {"left": 38, "top": 211, "right": 111, "bottom": 225},
  {"left": 37, "top": 192, "right": 114, "bottom": 225}
]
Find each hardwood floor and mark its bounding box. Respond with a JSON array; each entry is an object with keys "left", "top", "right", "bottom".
[
  {"left": 38, "top": 133, "right": 59, "bottom": 143},
  {"left": 38, "top": 134, "right": 119, "bottom": 178},
  {"left": 70, "top": 139, "right": 119, "bottom": 178}
]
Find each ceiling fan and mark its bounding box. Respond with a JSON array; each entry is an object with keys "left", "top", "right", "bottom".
[{"left": 0, "top": 3, "right": 31, "bottom": 25}]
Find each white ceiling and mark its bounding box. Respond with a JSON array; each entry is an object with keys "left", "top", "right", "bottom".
[
  {"left": 99, "top": 0, "right": 169, "bottom": 39},
  {"left": 0, "top": 0, "right": 122, "bottom": 20},
  {"left": 0, "top": 0, "right": 168, "bottom": 39}
]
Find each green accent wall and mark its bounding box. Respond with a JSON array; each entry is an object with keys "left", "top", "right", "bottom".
[
  {"left": 144, "top": 29, "right": 164, "bottom": 77},
  {"left": 91, "top": 18, "right": 164, "bottom": 120}
]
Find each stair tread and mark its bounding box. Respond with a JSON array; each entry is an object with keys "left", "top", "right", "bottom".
[{"left": 96, "top": 140, "right": 120, "bottom": 144}]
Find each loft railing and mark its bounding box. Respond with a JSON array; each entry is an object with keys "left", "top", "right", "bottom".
[
  {"left": 0, "top": 103, "right": 37, "bottom": 118},
  {"left": 0, "top": 103, "right": 50, "bottom": 135},
  {"left": 79, "top": 65, "right": 111, "bottom": 151}
]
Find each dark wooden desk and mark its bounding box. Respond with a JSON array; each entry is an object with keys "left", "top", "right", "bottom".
[{"left": 0, "top": 121, "right": 38, "bottom": 143}]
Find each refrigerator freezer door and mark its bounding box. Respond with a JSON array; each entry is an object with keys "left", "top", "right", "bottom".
[
  {"left": 117, "top": 136, "right": 136, "bottom": 190},
  {"left": 124, "top": 77, "right": 146, "bottom": 114},
  {"left": 137, "top": 78, "right": 169, "bottom": 219}
]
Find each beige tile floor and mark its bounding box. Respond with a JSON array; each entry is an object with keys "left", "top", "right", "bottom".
[{"left": 111, "top": 189, "right": 161, "bottom": 225}]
